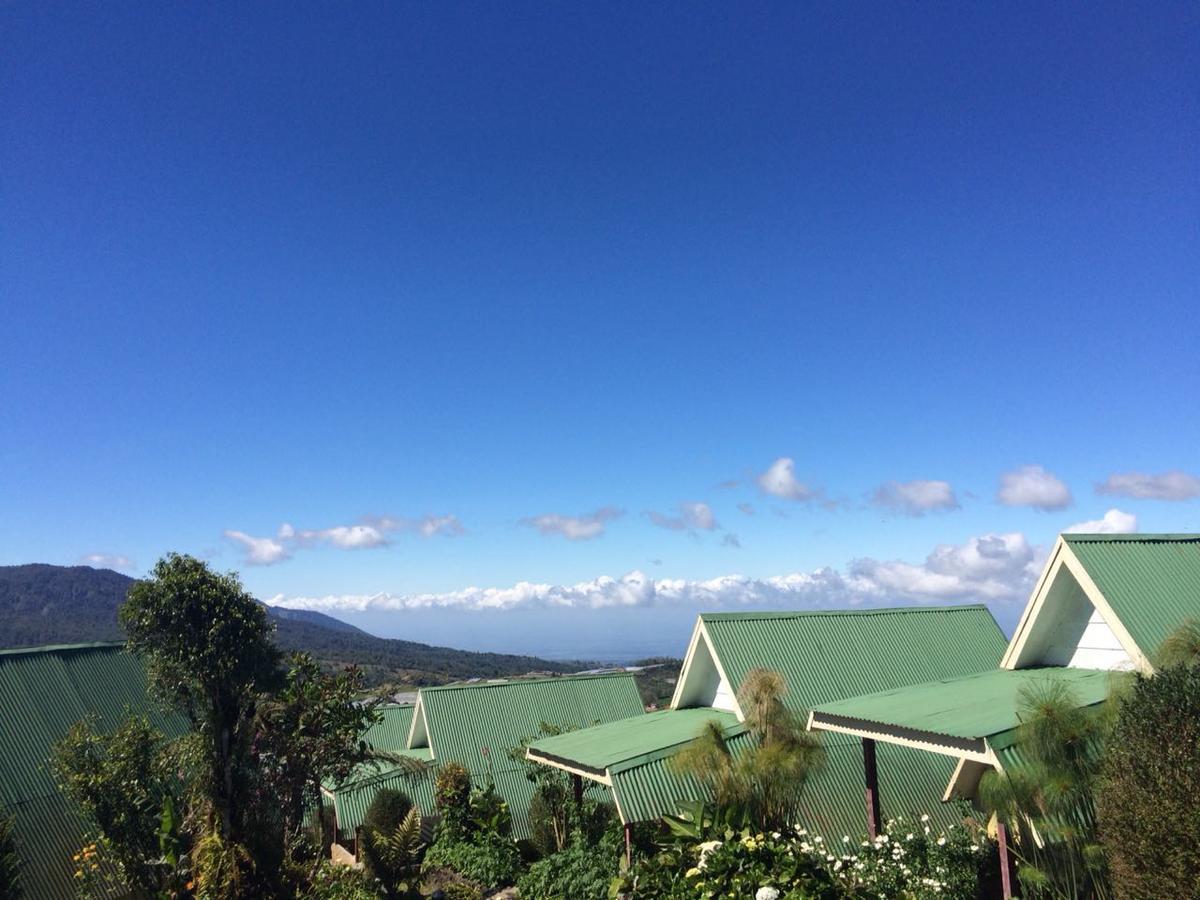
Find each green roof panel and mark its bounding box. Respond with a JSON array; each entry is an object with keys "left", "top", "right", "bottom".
[
  {"left": 0, "top": 644, "right": 187, "bottom": 900},
  {"left": 811, "top": 666, "right": 1114, "bottom": 744},
  {"left": 701, "top": 605, "right": 1008, "bottom": 712},
  {"left": 528, "top": 707, "right": 743, "bottom": 775}
]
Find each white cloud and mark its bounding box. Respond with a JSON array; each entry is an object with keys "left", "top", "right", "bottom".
[
  {"left": 997, "top": 465, "right": 1072, "bottom": 511},
  {"left": 268, "top": 530, "right": 1041, "bottom": 614},
  {"left": 871, "top": 480, "right": 960, "bottom": 516},
  {"left": 80, "top": 553, "right": 135, "bottom": 571},
  {"left": 223, "top": 530, "right": 292, "bottom": 566},
  {"left": 520, "top": 507, "right": 622, "bottom": 541},
  {"left": 225, "top": 513, "right": 464, "bottom": 565},
  {"left": 1096, "top": 470, "right": 1200, "bottom": 502},
  {"left": 1065, "top": 508, "right": 1138, "bottom": 534},
  {"left": 849, "top": 532, "right": 1041, "bottom": 603},
  {"left": 647, "top": 502, "right": 718, "bottom": 532},
  {"left": 757, "top": 457, "right": 817, "bottom": 501}
]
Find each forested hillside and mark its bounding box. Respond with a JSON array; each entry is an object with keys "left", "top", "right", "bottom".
[{"left": 0, "top": 564, "right": 588, "bottom": 685}]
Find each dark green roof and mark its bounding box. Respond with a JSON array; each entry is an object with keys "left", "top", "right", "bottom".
[
  {"left": 0, "top": 643, "right": 186, "bottom": 900},
  {"left": 1063, "top": 533, "right": 1200, "bottom": 657},
  {"left": 811, "top": 667, "right": 1115, "bottom": 749}
]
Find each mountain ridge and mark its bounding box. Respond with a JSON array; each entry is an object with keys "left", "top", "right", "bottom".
[{"left": 0, "top": 563, "right": 592, "bottom": 685}]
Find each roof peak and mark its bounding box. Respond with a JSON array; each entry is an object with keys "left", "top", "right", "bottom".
[
  {"left": 0, "top": 641, "right": 126, "bottom": 659},
  {"left": 701, "top": 603, "right": 989, "bottom": 622},
  {"left": 420, "top": 671, "right": 636, "bottom": 694},
  {"left": 1063, "top": 533, "right": 1200, "bottom": 543}
]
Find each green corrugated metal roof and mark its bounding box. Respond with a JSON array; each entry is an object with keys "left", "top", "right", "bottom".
[
  {"left": 528, "top": 708, "right": 743, "bottom": 775},
  {"left": 608, "top": 729, "right": 969, "bottom": 839},
  {"left": 0, "top": 644, "right": 187, "bottom": 900},
  {"left": 1064, "top": 534, "right": 1200, "bottom": 658},
  {"left": 418, "top": 674, "right": 646, "bottom": 838},
  {"left": 323, "top": 760, "right": 438, "bottom": 842},
  {"left": 362, "top": 703, "right": 416, "bottom": 752},
  {"left": 323, "top": 676, "right": 644, "bottom": 841},
  {"left": 701, "top": 604, "right": 1007, "bottom": 712},
  {"left": 533, "top": 606, "right": 1005, "bottom": 834},
  {"left": 812, "top": 667, "right": 1113, "bottom": 743}
]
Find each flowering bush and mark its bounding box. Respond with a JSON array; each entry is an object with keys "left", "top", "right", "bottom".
[{"left": 614, "top": 816, "right": 993, "bottom": 899}]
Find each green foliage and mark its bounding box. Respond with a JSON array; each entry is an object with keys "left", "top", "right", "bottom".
[
  {"left": 435, "top": 762, "right": 473, "bottom": 831},
  {"left": 669, "top": 668, "right": 824, "bottom": 833},
  {"left": 614, "top": 819, "right": 990, "bottom": 900},
  {"left": 0, "top": 815, "right": 22, "bottom": 900},
  {"left": 422, "top": 825, "right": 523, "bottom": 889},
  {"left": 1097, "top": 662, "right": 1200, "bottom": 899},
  {"left": 255, "top": 653, "right": 383, "bottom": 839},
  {"left": 363, "top": 788, "right": 415, "bottom": 834},
  {"left": 299, "top": 860, "right": 380, "bottom": 900},
  {"left": 1155, "top": 617, "right": 1200, "bottom": 669},
  {"left": 361, "top": 788, "right": 419, "bottom": 891},
  {"left": 979, "top": 678, "right": 1116, "bottom": 900},
  {"left": 517, "top": 829, "right": 621, "bottom": 900},
  {"left": 439, "top": 882, "right": 484, "bottom": 900},
  {"left": 51, "top": 714, "right": 186, "bottom": 894},
  {"left": 511, "top": 722, "right": 611, "bottom": 855},
  {"left": 365, "top": 807, "right": 425, "bottom": 897},
  {"left": 120, "top": 552, "right": 283, "bottom": 870}
]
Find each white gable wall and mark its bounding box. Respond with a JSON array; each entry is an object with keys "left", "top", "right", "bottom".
[
  {"left": 673, "top": 625, "right": 738, "bottom": 713},
  {"left": 1013, "top": 563, "right": 1132, "bottom": 671}
]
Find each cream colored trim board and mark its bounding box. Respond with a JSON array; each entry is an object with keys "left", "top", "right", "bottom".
[{"left": 523, "top": 748, "right": 613, "bottom": 786}]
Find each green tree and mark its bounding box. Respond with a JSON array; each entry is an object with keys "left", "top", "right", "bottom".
[
  {"left": 0, "top": 814, "right": 21, "bottom": 900},
  {"left": 979, "top": 679, "right": 1116, "bottom": 900},
  {"left": 255, "top": 653, "right": 383, "bottom": 842},
  {"left": 1097, "top": 659, "right": 1200, "bottom": 898},
  {"left": 120, "top": 553, "right": 283, "bottom": 858},
  {"left": 670, "top": 667, "right": 825, "bottom": 832},
  {"left": 52, "top": 714, "right": 185, "bottom": 895},
  {"left": 510, "top": 723, "right": 609, "bottom": 855}
]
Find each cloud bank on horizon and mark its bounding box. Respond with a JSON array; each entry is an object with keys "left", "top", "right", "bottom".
[{"left": 265, "top": 509, "right": 1136, "bottom": 616}]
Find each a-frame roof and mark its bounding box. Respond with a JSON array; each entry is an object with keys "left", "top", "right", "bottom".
[
  {"left": 1004, "top": 533, "right": 1200, "bottom": 672},
  {"left": 693, "top": 605, "right": 1007, "bottom": 716},
  {"left": 1062, "top": 534, "right": 1200, "bottom": 658}
]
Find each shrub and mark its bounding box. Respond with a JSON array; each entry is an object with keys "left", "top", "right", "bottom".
[
  {"left": 422, "top": 826, "right": 523, "bottom": 889},
  {"left": 1098, "top": 663, "right": 1200, "bottom": 898},
  {"left": 363, "top": 788, "right": 414, "bottom": 835},
  {"left": 300, "top": 860, "right": 380, "bottom": 900},
  {"left": 440, "top": 882, "right": 483, "bottom": 900},
  {"left": 360, "top": 788, "right": 422, "bottom": 894},
  {"left": 516, "top": 823, "right": 623, "bottom": 900},
  {"left": 435, "top": 762, "right": 472, "bottom": 832},
  {"left": 0, "top": 815, "right": 22, "bottom": 900}
]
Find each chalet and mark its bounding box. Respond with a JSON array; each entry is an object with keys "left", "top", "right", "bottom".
[
  {"left": 320, "top": 673, "right": 646, "bottom": 851},
  {"left": 806, "top": 534, "right": 1200, "bottom": 805},
  {"left": 0, "top": 642, "right": 186, "bottom": 900},
  {"left": 525, "top": 605, "right": 1007, "bottom": 847}
]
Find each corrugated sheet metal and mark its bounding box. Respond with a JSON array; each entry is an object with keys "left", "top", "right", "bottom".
[
  {"left": 0, "top": 643, "right": 188, "bottom": 900},
  {"left": 418, "top": 675, "right": 646, "bottom": 839},
  {"left": 701, "top": 605, "right": 1007, "bottom": 711},
  {"left": 326, "top": 761, "right": 439, "bottom": 842},
  {"left": 1064, "top": 534, "right": 1200, "bottom": 659},
  {"left": 601, "top": 607, "right": 1003, "bottom": 835},
  {"left": 362, "top": 703, "right": 416, "bottom": 751},
  {"left": 609, "top": 729, "right": 967, "bottom": 839}
]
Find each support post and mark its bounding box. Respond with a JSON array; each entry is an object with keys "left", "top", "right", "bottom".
[
  {"left": 862, "top": 737, "right": 882, "bottom": 840},
  {"left": 996, "top": 821, "right": 1014, "bottom": 900},
  {"left": 624, "top": 822, "right": 633, "bottom": 870},
  {"left": 572, "top": 773, "right": 583, "bottom": 809}
]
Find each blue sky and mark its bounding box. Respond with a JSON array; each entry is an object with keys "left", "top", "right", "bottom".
[{"left": 3, "top": 2, "right": 1198, "bottom": 660}]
